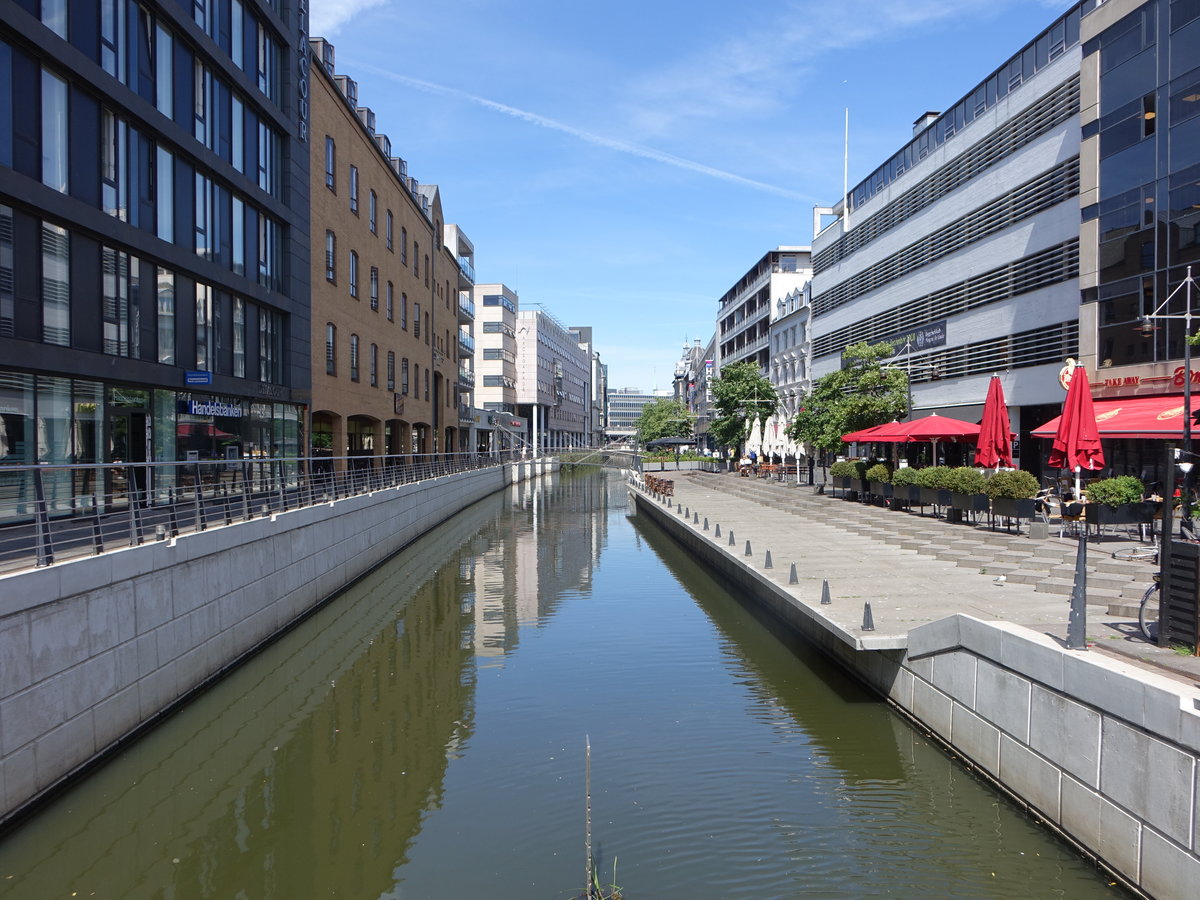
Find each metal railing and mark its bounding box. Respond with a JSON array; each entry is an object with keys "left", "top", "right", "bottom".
[{"left": 0, "top": 451, "right": 526, "bottom": 575}]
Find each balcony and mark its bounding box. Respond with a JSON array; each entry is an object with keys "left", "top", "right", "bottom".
[
  {"left": 458, "top": 403, "right": 473, "bottom": 423},
  {"left": 458, "top": 366, "right": 475, "bottom": 388},
  {"left": 458, "top": 256, "right": 475, "bottom": 284},
  {"left": 457, "top": 330, "right": 475, "bottom": 356},
  {"left": 458, "top": 293, "right": 475, "bottom": 324}
]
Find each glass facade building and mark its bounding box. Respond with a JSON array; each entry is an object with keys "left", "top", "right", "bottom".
[{"left": 0, "top": 0, "right": 311, "bottom": 513}]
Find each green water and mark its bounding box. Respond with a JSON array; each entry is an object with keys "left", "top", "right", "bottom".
[{"left": 0, "top": 470, "right": 1122, "bottom": 898}]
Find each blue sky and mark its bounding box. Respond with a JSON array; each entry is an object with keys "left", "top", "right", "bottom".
[{"left": 311, "top": 0, "right": 1073, "bottom": 391}]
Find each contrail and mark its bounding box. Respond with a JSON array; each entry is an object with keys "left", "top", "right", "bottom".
[{"left": 356, "top": 63, "right": 813, "bottom": 202}]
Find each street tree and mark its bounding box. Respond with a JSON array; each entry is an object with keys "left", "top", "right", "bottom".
[
  {"left": 635, "top": 398, "right": 693, "bottom": 446},
  {"left": 786, "top": 341, "right": 909, "bottom": 455},
  {"left": 709, "top": 361, "right": 778, "bottom": 452}
]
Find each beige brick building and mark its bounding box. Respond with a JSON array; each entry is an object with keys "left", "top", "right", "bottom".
[{"left": 308, "top": 40, "right": 463, "bottom": 464}]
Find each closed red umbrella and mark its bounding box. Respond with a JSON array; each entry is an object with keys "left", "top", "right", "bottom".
[
  {"left": 974, "top": 376, "right": 1013, "bottom": 468},
  {"left": 1048, "top": 365, "right": 1105, "bottom": 484}
]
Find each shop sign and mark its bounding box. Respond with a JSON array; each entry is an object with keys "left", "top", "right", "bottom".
[
  {"left": 185, "top": 398, "right": 243, "bottom": 418},
  {"left": 1093, "top": 367, "right": 1200, "bottom": 391},
  {"left": 185, "top": 370, "right": 213, "bottom": 386}
]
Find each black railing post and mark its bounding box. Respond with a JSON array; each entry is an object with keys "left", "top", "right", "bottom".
[
  {"left": 33, "top": 467, "right": 54, "bottom": 566},
  {"left": 241, "top": 461, "right": 253, "bottom": 522},
  {"left": 127, "top": 465, "right": 144, "bottom": 546}
]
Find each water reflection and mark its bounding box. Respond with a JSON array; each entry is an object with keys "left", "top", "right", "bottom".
[{"left": 0, "top": 471, "right": 1121, "bottom": 899}]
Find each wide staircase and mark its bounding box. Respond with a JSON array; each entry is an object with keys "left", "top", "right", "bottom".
[{"left": 687, "top": 471, "right": 1156, "bottom": 619}]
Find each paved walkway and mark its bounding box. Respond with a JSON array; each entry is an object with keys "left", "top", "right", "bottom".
[{"left": 638, "top": 470, "right": 1200, "bottom": 686}]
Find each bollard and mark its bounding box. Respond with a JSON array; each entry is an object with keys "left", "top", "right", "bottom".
[
  {"left": 685, "top": 506, "right": 690, "bottom": 518},
  {"left": 862, "top": 602, "right": 875, "bottom": 631},
  {"left": 821, "top": 579, "right": 832, "bottom": 605},
  {"left": 677, "top": 502, "right": 682, "bottom": 513},
  {"left": 1066, "top": 533, "right": 1088, "bottom": 651},
  {"left": 745, "top": 540, "right": 752, "bottom": 557},
  {"left": 714, "top": 524, "right": 721, "bottom": 537},
  {"left": 764, "top": 549, "right": 773, "bottom": 569},
  {"left": 789, "top": 562, "right": 798, "bottom": 585},
  {"left": 729, "top": 530, "right": 735, "bottom": 547},
  {"left": 693, "top": 512, "right": 699, "bottom": 524},
  {"left": 703, "top": 517, "right": 709, "bottom": 531}
]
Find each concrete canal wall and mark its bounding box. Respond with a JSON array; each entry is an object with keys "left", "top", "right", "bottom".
[
  {"left": 0, "top": 458, "right": 557, "bottom": 826},
  {"left": 633, "top": 488, "right": 1200, "bottom": 899}
]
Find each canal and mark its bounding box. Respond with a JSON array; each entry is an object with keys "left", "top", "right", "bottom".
[{"left": 0, "top": 469, "right": 1123, "bottom": 899}]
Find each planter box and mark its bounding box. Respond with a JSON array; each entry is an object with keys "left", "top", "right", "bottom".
[
  {"left": 869, "top": 481, "right": 893, "bottom": 499},
  {"left": 1084, "top": 500, "right": 1160, "bottom": 526},
  {"left": 991, "top": 496, "right": 1038, "bottom": 520},
  {"left": 950, "top": 491, "right": 990, "bottom": 514},
  {"left": 919, "top": 486, "right": 951, "bottom": 506}
]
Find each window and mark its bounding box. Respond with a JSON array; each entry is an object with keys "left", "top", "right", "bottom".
[
  {"left": 413, "top": 241, "right": 419, "bottom": 276},
  {"left": 41, "top": 222, "right": 69, "bottom": 346},
  {"left": 325, "top": 230, "right": 336, "bottom": 281},
  {"left": 101, "top": 246, "right": 137, "bottom": 357},
  {"left": 101, "top": 0, "right": 127, "bottom": 81},
  {"left": 387, "top": 351, "right": 395, "bottom": 390},
  {"left": 156, "top": 146, "right": 174, "bottom": 241},
  {"left": 102, "top": 109, "right": 128, "bottom": 221},
  {"left": 257, "top": 121, "right": 277, "bottom": 194},
  {"left": 41, "top": 0, "right": 67, "bottom": 37},
  {"left": 195, "top": 282, "right": 213, "bottom": 370},
  {"left": 255, "top": 22, "right": 279, "bottom": 101},
  {"left": 259, "top": 306, "right": 281, "bottom": 383},
  {"left": 386, "top": 211, "right": 393, "bottom": 250},
  {"left": 326, "top": 322, "right": 336, "bottom": 374},
  {"left": 155, "top": 24, "right": 173, "bottom": 117},
  {"left": 369, "top": 266, "right": 378, "bottom": 310},
  {"left": 400, "top": 226, "right": 407, "bottom": 263},
  {"left": 386, "top": 281, "right": 393, "bottom": 320},
  {"left": 258, "top": 211, "right": 278, "bottom": 291},
  {"left": 369, "top": 190, "right": 377, "bottom": 233},
  {"left": 424, "top": 311, "right": 429, "bottom": 343},
  {"left": 401, "top": 356, "right": 409, "bottom": 394},
  {"left": 349, "top": 249, "right": 358, "bottom": 297},
  {"left": 231, "top": 0, "right": 243, "bottom": 69},
  {"left": 232, "top": 96, "right": 244, "bottom": 172},
  {"left": 424, "top": 254, "right": 429, "bottom": 287},
  {"left": 233, "top": 297, "right": 245, "bottom": 377},
  {"left": 401, "top": 292, "right": 408, "bottom": 328},
  {"left": 369, "top": 342, "right": 378, "bottom": 386},
  {"left": 425, "top": 367, "right": 429, "bottom": 400},
  {"left": 194, "top": 172, "right": 212, "bottom": 259},
  {"left": 349, "top": 165, "right": 358, "bottom": 213},
  {"left": 156, "top": 266, "right": 175, "bottom": 364},
  {"left": 413, "top": 302, "right": 420, "bottom": 338},
  {"left": 41, "top": 68, "right": 69, "bottom": 193},
  {"left": 349, "top": 333, "right": 359, "bottom": 381},
  {"left": 324, "top": 136, "right": 335, "bottom": 190},
  {"left": 232, "top": 196, "right": 244, "bottom": 275}
]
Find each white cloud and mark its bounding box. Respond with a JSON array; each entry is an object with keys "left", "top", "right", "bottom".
[
  {"left": 355, "top": 63, "right": 816, "bottom": 202},
  {"left": 310, "top": 0, "right": 388, "bottom": 37}
]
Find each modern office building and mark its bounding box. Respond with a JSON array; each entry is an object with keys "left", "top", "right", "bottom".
[
  {"left": 717, "top": 248, "right": 812, "bottom": 373},
  {"left": 1073, "top": 0, "right": 1200, "bottom": 481},
  {"left": 473, "top": 282, "right": 525, "bottom": 452},
  {"left": 0, "top": 1, "right": 311, "bottom": 507},
  {"left": 309, "top": 38, "right": 462, "bottom": 462},
  {"left": 569, "top": 325, "right": 605, "bottom": 446},
  {"left": 606, "top": 387, "right": 673, "bottom": 444},
  {"left": 515, "top": 307, "right": 591, "bottom": 450},
  {"left": 809, "top": 5, "right": 1086, "bottom": 474}
]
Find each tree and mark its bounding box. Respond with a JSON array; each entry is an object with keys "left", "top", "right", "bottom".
[
  {"left": 787, "top": 341, "right": 909, "bottom": 454},
  {"left": 709, "top": 361, "right": 778, "bottom": 452},
  {"left": 635, "top": 398, "right": 693, "bottom": 445}
]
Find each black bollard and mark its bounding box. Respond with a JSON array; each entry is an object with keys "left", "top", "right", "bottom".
[
  {"left": 862, "top": 602, "right": 875, "bottom": 631},
  {"left": 821, "top": 579, "right": 832, "bottom": 605},
  {"left": 745, "top": 540, "right": 752, "bottom": 556},
  {"left": 764, "top": 549, "right": 773, "bottom": 569},
  {"left": 1066, "top": 533, "right": 1088, "bottom": 651},
  {"left": 789, "top": 563, "right": 799, "bottom": 585},
  {"left": 703, "top": 517, "right": 709, "bottom": 531},
  {"left": 693, "top": 512, "right": 699, "bottom": 524},
  {"left": 714, "top": 523, "right": 721, "bottom": 537},
  {"left": 729, "top": 530, "right": 735, "bottom": 547}
]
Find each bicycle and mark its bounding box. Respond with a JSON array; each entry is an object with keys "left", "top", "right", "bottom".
[
  {"left": 1138, "top": 574, "right": 1160, "bottom": 643},
  {"left": 1113, "top": 541, "right": 1159, "bottom": 564}
]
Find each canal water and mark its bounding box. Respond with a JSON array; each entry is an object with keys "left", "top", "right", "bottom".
[{"left": 0, "top": 470, "right": 1123, "bottom": 899}]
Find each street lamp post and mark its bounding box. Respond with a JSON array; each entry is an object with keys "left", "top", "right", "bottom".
[{"left": 1139, "top": 266, "right": 1198, "bottom": 532}]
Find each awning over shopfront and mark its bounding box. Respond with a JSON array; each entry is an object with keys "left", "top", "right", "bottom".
[{"left": 1031, "top": 395, "right": 1189, "bottom": 439}]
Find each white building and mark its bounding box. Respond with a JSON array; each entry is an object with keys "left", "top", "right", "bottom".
[
  {"left": 473, "top": 283, "right": 523, "bottom": 452},
  {"left": 809, "top": 7, "right": 1084, "bottom": 472},
  {"left": 516, "top": 307, "right": 592, "bottom": 450},
  {"left": 717, "top": 248, "right": 813, "bottom": 372},
  {"left": 765, "top": 285, "right": 811, "bottom": 459}
]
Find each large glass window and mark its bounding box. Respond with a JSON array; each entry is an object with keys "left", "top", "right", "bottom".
[
  {"left": 257, "top": 121, "right": 277, "bottom": 195},
  {"left": 41, "top": 0, "right": 67, "bottom": 38},
  {"left": 257, "top": 214, "right": 279, "bottom": 290},
  {"left": 0, "top": 41, "right": 11, "bottom": 169},
  {"left": 233, "top": 297, "right": 245, "bottom": 377},
  {"left": 232, "top": 196, "right": 245, "bottom": 276},
  {"left": 155, "top": 145, "right": 174, "bottom": 241},
  {"left": 195, "top": 173, "right": 212, "bottom": 259},
  {"left": 232, "top": 96, "right": 244, "bottom": 172},
  {"left": 258, "top": 306, "right": 281, "bottom": 383},
  {"left": 195, "top": 282, "right": 213, "bottom": 370},
  {"left": 349, "top": 333, "right": 359, "bottom": 382},
  {"left": 325, "top": 230, "right": 336, "bottom": 281},
  {"left": 41, "top": 222, "right": 69, "bottom": 346},
  {"left": 41, "top": 68, "right": 69, "bottom": 193},
  {"left": 255, "top": 23, "right": 279, "bottom": 102},
  {"left": 100, "top": 0, "right": 127, "bottom": 82},
  {"left": 102, "top": 246, "right": 137, "bottom": 357},
  {"left": 157, "top": 266, "right": 175, "bottom": 365},
  {"left": 102, "top": 109, "right": 129, "bottom": 221}
]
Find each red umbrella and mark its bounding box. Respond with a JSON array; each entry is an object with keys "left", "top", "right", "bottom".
[
  {"left": 895, "top": 413, "right": 980, "bottom": 441},
  {"left": 841, "top": 421, "right": 906, "bottom": 443},
  {"left": 1048, "top": 365, "right": 1105, "bottom": 480},
  {"left": 974, "top": 376, "right": 1013, "bottom": 468}
]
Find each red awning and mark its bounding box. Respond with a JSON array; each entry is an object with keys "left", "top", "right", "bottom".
[{"left": 1031, "top": 395, "right": 1189, "bottom": 439}]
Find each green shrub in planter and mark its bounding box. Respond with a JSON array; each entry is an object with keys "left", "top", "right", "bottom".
[
  {"left": 1086, "top": 475, "right": 1144, "bottom": 507},
  {"left": 984, "top": 469, "right": 1040, "bottom": 499},
  {"left": 945, "top": 466, "right": 986, "bottom": 495},
  {"left": 829, "top": 460, "right": 857, "bottom": 479},
  {"left": 865, "top": 463, "right": 891, "bottom": 483},
  {"left": 914, "top": 466, "right": 954, "bottom": 489},
  {"left": 891, "top": 467, "right": 918, "bottom": 488}
]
